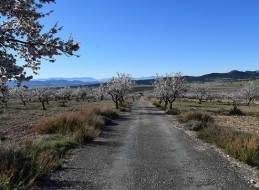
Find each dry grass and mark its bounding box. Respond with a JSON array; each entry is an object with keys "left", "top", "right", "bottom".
[
  {"left": 199, "top": 126, "right": 259, "bottom": 166},
  {"left": 34, "top": 104, "right": 119, "bottom": 142},
  {"left": 0, "top": 99, "right": 116, "bottom": 144},
  {"left": 0, "top": 101, "right": 119, "bottom": 190}
]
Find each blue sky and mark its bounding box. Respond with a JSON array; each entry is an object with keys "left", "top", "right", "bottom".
[{"left": 34, "top": 0, "right": 259, "bottom": 79}]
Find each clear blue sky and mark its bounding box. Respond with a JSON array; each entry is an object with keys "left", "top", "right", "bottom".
[{"left": 34, "top": 0, "right": 259, "bottom": 79}]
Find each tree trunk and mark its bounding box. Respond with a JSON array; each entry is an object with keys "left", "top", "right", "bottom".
[
  {"left": 115, "top": 100, "right": 119, "bottom": 109},
  {"left": 41, "top": 101, "right": 46, "bottom": 110},
  {"left": 164, "top": 100, "right": 168, "bottom": 109},
  {"left": 247, "top": 97, "right": 253, "bottom": 106},
  {"left": 169, "top": 102, "right": 173, "bottom": 110}
]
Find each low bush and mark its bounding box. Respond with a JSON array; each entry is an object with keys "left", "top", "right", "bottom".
[
  {"left": 152, "top": 100, "right": 161, "bottom": 108},
  {"left": 185, "top": 120, "right": 203, "bottom": 131},
  {"left": 199, "top": 126, "right": 259, "bottom": 166},
  {"left": 179, "top": 111, "right": 214, "bottom": 131},
  {"left": 166, "top": 108, "right": 181, "bottom": 115},
  {"left": 179, "top": 112, "right": 203, "bottom": 123},
  {"left": 229, "top": 108, "right": 244, "bottom": 115}
]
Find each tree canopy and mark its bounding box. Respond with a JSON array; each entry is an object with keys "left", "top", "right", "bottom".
[{"left": 0, "top": 0, "right": 79, "bottom": 86}]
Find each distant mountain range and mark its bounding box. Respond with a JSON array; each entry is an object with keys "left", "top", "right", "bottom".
[
  {"left": 185, "top": 70, "right": 259, "bottom": 82},
  {"left": 7, "top": 70, "right": 259, "bottom": 87}
]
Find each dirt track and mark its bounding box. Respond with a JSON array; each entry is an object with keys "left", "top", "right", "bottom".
[{"left": 39, "top": 99, "right": 257, "bottom": 190}]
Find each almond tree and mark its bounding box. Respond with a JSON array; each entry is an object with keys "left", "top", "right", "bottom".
[
  {"left": 14, "top": 86, "right": 31, "bottom": 106},
  {"left": 227, "top": 90, "right": 243, "bottom": 111},
  {"left": 0, "top": 85, "right": 11, "bottom": 108},
  {"left": 0, "top": 0, "right": 79, "bottom": 86},
  {"left": 107, "top": 73, "right": 134, "bottom": 109},
  {"left": 55, "top": 87, "right": 72, "bottom": 106},
  {"left": 72, "top": 87, "right": 88, "bottom": 101},
  {"left": 93, "top": 83, "right": 107, "bottom": 101},
  {"left": 32, "top": 88, "right": 53, "bottom": 110},
  {"left": 242, "top": 81, "right": 258, "bottom": 105},
  {"left": 153, "top": 75, "right": 167, "bottom": 106},
  {"left": 154, "top": 73, "right": 186, "bottom": 110},
  {"left": 192, "top": 83, "right": 209, "bottom": 104}
]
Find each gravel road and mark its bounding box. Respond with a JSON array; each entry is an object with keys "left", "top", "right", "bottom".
[{"left": 39, "top": 99, "right": 258, "bottom": 190}]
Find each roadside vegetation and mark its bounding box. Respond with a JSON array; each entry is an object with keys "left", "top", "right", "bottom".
[{"left": 0, "top": 104, "right": 119, "bottom": 190}]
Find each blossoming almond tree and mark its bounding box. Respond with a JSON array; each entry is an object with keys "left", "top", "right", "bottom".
[
  {"left": 93, "top": 83, "right": 107, "bottom": 101},
  {"left": 0, "top": 0, "right": 79, "bottom": 86},
  {"left": 242, "top": 81, "right": 258, "bottom": 105},
  {"left": 107, "top": 73, "right": 134, "bottom": 109},
  {"left": 192, "top": 83, "right": 210, "bottom": 104},
  {"left": 154, "top": 73, "right": 186, "bottom": 110},
  {"left": 14, "top": 86, "right": 31, "bottom": 106}
]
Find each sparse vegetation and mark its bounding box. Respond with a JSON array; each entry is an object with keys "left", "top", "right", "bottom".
[
  {"left": 169, "top": 95, "right": 259, "bottom": 169},
  {"left": 165, "top": 108, "right": 181, "bottom": 115},
  {"left": 0, "top": 104, "right": 119, "bottom": 190},
  {"left": 0, "top": 138, "right": 76, "bottom": 190},
  {"left": 229, "top": 108, "right": 244, "bottom": 115},
  {"left": 178, "top": 111, "right": 214, "bottom": 131},
  {"left": 199, "top": 126, "right": 259, "bottom": 167}
]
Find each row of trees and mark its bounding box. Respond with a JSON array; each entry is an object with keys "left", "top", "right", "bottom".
[
  {"left": 0, "top": 86, "right": 92, "bottom": 110},
  {"left": 0, "top": 73, "right": 135, "bottom": 110},
  {"left": 1, "top": 70, "right": 258, "bottom": 111},
  {"left": 153, "top": 73, "right": 259, "bottom": 111}
]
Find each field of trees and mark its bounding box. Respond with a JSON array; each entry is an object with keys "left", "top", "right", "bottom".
[
  {"left": 1, "top": 0, "right": 259, "bottom": 189},
  {"left": 1, "top": 71, "right": 259, "bottom": 189}
]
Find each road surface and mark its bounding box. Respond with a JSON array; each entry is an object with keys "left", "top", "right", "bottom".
[{"left": 40, "top": 99, "right": 257, "bottom": 190}]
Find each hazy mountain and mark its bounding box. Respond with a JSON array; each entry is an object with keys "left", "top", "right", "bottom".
[
  {"left": 34, "top": 77, "right": 98, "bottom": 82},
  {"left": 7, "top": 78, "right": 100, "bottom": 87},
  {"left": 6, "top": 70, "right": 259, "bottom": 88}
]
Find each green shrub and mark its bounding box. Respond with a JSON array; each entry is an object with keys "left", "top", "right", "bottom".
[{"left": 73, "top": 128, "right": 95, "bottom": 144}]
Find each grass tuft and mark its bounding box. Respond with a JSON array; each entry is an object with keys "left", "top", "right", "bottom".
[{"left": 165, "top": 108, "right": 181, "bottom": 115}]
